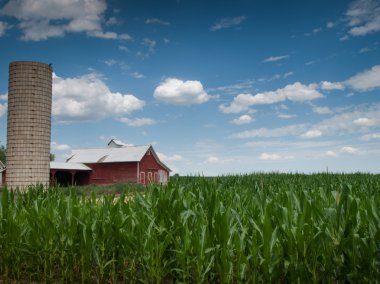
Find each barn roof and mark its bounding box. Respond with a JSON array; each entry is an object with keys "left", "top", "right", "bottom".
[
  {"left": 50, "top": 162, "right": 92, "bottom": 171},
  {"left": 66, "top": 145, "right": 151, "bottom": 164}
]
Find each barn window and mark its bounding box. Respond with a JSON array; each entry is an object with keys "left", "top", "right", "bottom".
[
  {"left": 139, "top": 172, "right": 145, "bottom": 184},
  {"left": 148, "top": 172, "right": 153, "bottom": 183},
  {"left": 147, "top": 150, "right": 151, "bottom": 155},
  {"left": 154, "top": 172, "right": 158, "bottom": 182}
]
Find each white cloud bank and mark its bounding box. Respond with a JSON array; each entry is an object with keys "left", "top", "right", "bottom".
[
  {"left": 219, "top": 82, "right": 323, "bottom": 113},
  {"left": 53, "top": 73, "right": 144, "bottom": 122},
  {"left": 0, "top": 0, "right": 132, "bottom": 41},
  {"left": 153, "top": 78, "right": 210, "bottom": 105}
]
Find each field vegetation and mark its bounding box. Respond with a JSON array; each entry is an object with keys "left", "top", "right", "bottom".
[{"left": 0, "top": 173, "right": 379, "bottom": 283}]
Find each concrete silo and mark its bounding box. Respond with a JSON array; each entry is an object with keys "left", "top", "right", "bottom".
[{"left": 6, "top": 61, "right": 52, "bottom": 188}]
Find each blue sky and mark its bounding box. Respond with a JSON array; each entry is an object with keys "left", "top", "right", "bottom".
[{"left": 0, "top": 0, "right": 379, "bottom": 175}]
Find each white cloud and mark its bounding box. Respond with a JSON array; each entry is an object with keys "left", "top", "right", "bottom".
[
  {"left": 346, "top": 0, "right": 380, "bottom": 36},
  {"left": 0, "top": 0, "right": 132, "bottom": 41},
  {"left": 205, "top": 156, "right": 220, "bottom": 163},
  {"left": 320, "top": 81, "right": 345, "bottom": 90},
  {"left": 313, "top": 106, "right": 333, "bottom": 114},
  {"left": 327, "top": 21, "right": 337, "bottom": 28},
  {"left": 231, "top": 124, "right": 307, "bottom": 139},
  {"left": 263, "top": 55, "right": 289, "bottom": 63},
  {"left": 259, "top": 153, "right": 281, "bottom": 161},
  {"left": 0, "top": 103, "right": 7, "bottom": 117},
  {"left": 340, "top": 146, "right": 360, "bottom": 155},
  {"left": 105, "top": 16, "right": 118, "bottom": 26},
  {"left": 230, "top": 114, "right": 253, "bottom": 125},
  {"left": 210, "top": 16, "right": 246, "bottom": 31},
  {"left": 118, "top": 117, "right": 156, "bottom": 127},
  {"left": 118, "top": 45, "right": 129, "bottom": 52},
  {"left": 353, "top": 117, "right": 374, "bottom": 126},
  {"left": 153, "top": 78, "right": 210, "bottom": 105},
  {"left": 103, "top": 59, "right": 117, "bottom": 66},
  {"left": 53, "top": 73, "right": 145, "bottom": 122},
  {"left": 325, "top": 150, "right": 338, "bottom": 157},
  {"left": 219, "top": 82, "right": 323, "bottom": 113},
  {"left": 277, "top": 113, "right": 296, "bottom": 119},
  {"left": 301, "top": 130, "right": 322, "bottom": 139},
  {"left": 157, "top": 152, "right": 183, "bottom": 162},
  {"left": 359, "top": 47, "right": 371, "bottom": 53},
  {"left": 145, "top": 18, "right": 170, "bottom": 26},
  {"left": 131, "top": 72, "right": 145, "bottom": 79},
  {"left": 306, "top": 103, "right": 380, "bottom": 137},
  {"left": 345, "top": 65, "right": 380, "bottom": 91},
  {"left": 361, "top": 133, "right": 380, "bottom": 140},
  {"left": 0, "top": 21, "right": 9, "bottom": 37},
  {"left": 51, "top": 142, "right": 71, "bottom": 151}
]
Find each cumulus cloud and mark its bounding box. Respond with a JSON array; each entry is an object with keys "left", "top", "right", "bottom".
[
  {"left": 345, "top": 0, "right": 380, "bottom": 36},
  {"left": 325, "top": 150, "right": 338, "bottom": 157},
  {"left": 340, "top": 146, "right": 360, "bottom": 155},
  {"left": 219, "top": 82, "right": 323, "bottom": 113},
  {"left": 0, "top": 0, "right": 132, "bottom": 41},
  {"left": 313, "top": 106, "right": 333, "bottom": 114},
  {"left": 53, "top": 73, "right": 145, "bottom": 122},
  {"left": 353, "top": 117, "right": 375, "bottom": 126},
  {"left": 0, "top": 103, "right": 7, "bottom": 117},
  {"left": 153, "top": 78, "right": 210, "bottom": 105},
  {"left": 231, "top": 124, "right": 307, "bottom": 139},
  {"left": 259, "top": 153, "right": 281, "bottom": 161},
  {"left": 311, "top": 103, "right": 380, "bottom": 136},
  {"left": 157, "top": 152, "right": 183, "bottom": 162},
  {"left": 0, "top": 21, "right": 9, "bottom": 37},
  {"left": 262, "top": 55, "right": 289, "bottom": 63},
  {"left": 210, "top": 16, "right": 246, "bottom": 31},
  {"left": 230, "top": 114, "right": 253, "bottom": 125},
  {"left": 259, "top": 153, "right": 294, "bottom": 161},
  {"left": 145, "top": 18, "right": 170, "bottom": 26},
  {"left": 301, "top": 130, "right": 322, "bottom": 138},
  {"left": 277, "top": 113, "right": 296, "bottom": 119},
  {"left": 320, "top": 81, "right": 345, "bottom": 90},
  {"left": 361, "top": 133, "right": 380, "bottom": 140},
  {"left": 205, "top": 156, "right": 220, "bottom": 163},
  {"left": 345, "top": 65, "right": 380, "bottom": 91},
  {"left": 51, "top": 142, "right": 71, "bottom": 151},
  {"left": 118, "top": 117, "right": 156, "bottom": 127}
]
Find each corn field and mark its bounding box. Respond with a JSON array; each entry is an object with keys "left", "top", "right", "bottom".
[{"left": 0, "top": 173, "right": 379, "bottom": 283}]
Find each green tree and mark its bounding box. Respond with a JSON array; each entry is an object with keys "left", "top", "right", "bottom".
[
  {"left": 50, "top": 153, "right": 55, "bottom": 161},
  {"left": 0, "top": 145, "right": 5, "bottom": 165}
]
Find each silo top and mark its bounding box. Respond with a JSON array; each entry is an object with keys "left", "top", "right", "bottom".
[{"left": 10, "top": 61, "right": 53, "bottom": 72}]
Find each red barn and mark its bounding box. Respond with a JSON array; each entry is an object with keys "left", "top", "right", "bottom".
[{"left": 50, "top": 140, "right": 171, "bottom": 187}]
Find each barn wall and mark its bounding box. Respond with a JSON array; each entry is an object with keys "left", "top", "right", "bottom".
[
  {"left": 86, "top": 162, "right": 138, "bottom": 185},
  {"left": 139, "top": 152, "right": 169, "bottom": 184}
]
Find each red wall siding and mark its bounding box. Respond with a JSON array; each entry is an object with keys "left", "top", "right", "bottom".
[
  {"left": 86, "top": 162, "right": 138, "bottom": 185},
  {"left": 139, "top": 152, "right": 169, "bottom": 184}
]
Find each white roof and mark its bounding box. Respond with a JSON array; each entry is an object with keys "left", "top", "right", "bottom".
[
  {"left": 50, "top": 162, "right": 92, "bottom": 171},
  {"left": 107, "top": 139, "right": 133, "bottom": 148},
  {"left": 66, "top": 145, "right": 151, "bottom": 164}
]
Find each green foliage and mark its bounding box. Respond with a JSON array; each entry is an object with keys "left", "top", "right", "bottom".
[
  {"left": 0, "top": 145, "right": 5, "bottom": 165},
  {"left": 0, "top": 173, "right": 379, "bottom": 282}
]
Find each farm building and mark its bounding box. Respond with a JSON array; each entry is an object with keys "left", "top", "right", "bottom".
[
  {"left": 51, "top": 139, "right": 171, "bottom": 186},
  {"left": 2, "top": 139, "right": 171, "bottom": 187}
]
